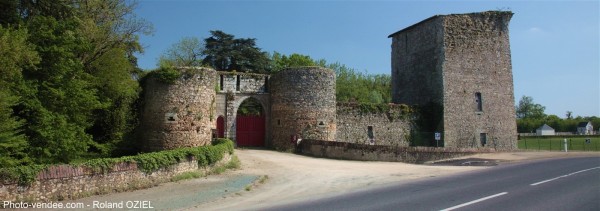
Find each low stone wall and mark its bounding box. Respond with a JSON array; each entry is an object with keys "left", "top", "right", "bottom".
[
  {"left": 1, "top": 153, "right": 231, "bottom": 202},
  {"left": 299, "top": 139, "right": 494, "bottom": 164},
  {"left": 336, "top": 103, "right": 412, "bottom": 147}
]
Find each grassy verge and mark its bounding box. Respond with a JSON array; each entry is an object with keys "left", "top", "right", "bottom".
[
  {"left": 518, "top": 136, "right": 600, "bottom": 151},
  {"left": 172, "top": 154, "right": 242, "bottom": 183},
  {"left": 210, "top": 155, "right": 241, "bottom": 175},
  {"left": 244, "top": 175, "right": 269, "bottom": 192},
  {"left": 171, "top": 171, "right": 205, "bottom": 182}
]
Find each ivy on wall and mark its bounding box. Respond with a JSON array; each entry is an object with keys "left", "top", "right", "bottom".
[
  {"left": 337, "top": 102, "right": 413, "bottom": 121},
  {"left": 0, "top": 139, "right": 234, "bottom": 186}
]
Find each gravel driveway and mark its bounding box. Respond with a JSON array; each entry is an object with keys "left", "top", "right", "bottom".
[{"left": 63, "top": 149, "right": 598, "bottom": 210}]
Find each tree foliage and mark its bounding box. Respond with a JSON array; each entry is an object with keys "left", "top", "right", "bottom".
[
  {"left": 158, "top": 37, "right": 205, "bottom": 67},
  {"left": 270, "top": 52, "right": 319, "bottom": 72},
  {"left": 0, "top": 26, "right": 38, "bottom": 167},
  {"left": 515, "top": 95, "right": 600, "bottom": 133},
  {"left": 159, "top": 33, "right": 392, "bottom": 104},
  {"left": 203, "top": 30, "right": 271, "bottom": 73},
  {"left": 0, "top": 0, "right": 151, "bottom": 165},
  {"left": 515, "top": 96, "right": 546, "bottom": 119},
  {"left": 327, "top": 62, "right": 391, "bottom": 103},
  {"left": 270, "top": 52, "right": 391, "bottom": 104}
]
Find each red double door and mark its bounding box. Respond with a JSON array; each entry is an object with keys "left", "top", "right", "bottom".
[{"left": 235, "top": 115, "right": 265, "bottom": 147}]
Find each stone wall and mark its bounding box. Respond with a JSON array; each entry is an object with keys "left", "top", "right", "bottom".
[
  {"left": 270, "top": 67, "right": 336, "bottom": 151},
  {"left": 215, "top": 72, "right": 271, "bottom": 145},
  {"left": 389, "top": 16, "right": 444, "bottom": 106},
  {"left": 336, "top": 103, "right": 412, "bottom": 147},
  {"left": 441, "top": 11, "right": 517, "bottom": 149},
  {"left": 0, "top": 153, "right": 231, "bottom": 202},
  {"left": 389, "top": 11, "right": 517, "bottom": 150},
  {"left": 217, "top": 72, "right": 269, "bottom": 94},
  {"left": 140, "top": 67, "right": 217, "bottom": 151},
  {"left": 299, "top": 139, "right": 494, "bottom": 164}
]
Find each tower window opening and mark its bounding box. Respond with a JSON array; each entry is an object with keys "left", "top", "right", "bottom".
[
  {"left": 220, "top": 75, "right": 224, "bottom": 91},
  {"left": 480, "top": 133, "right": 487, "bottom": 146},
  {"left": 264, "top": 76, "right": 269, "bottom": 92},
  {"left": 475, "top": 92, "right": 483, "bottom": 112}
]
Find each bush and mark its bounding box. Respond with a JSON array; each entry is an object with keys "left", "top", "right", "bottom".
[
  {"left": 148, "top": 66, "right": 181, "bottom": 84},
  {"left": 0, "top": 139, "right": 235, "bottom": 185}
]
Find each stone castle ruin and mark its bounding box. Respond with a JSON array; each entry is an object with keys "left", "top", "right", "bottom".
[
  {"left": 140, "top": 11, "right": 517, "bottom": 152},
  {"left": 389, "top": 11, "right": 517, "bottom": 149}
]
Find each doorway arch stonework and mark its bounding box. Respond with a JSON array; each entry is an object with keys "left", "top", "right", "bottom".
[{"left": 215, "top": 72, "right": 271, "bottom": 147}]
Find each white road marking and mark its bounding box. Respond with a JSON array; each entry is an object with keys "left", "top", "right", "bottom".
[
  {"left": 530, "top": 166, "right": 600, "bottom": 186},
  {"left": 440, "top": 192, "right": 508, "bottom": 211}
]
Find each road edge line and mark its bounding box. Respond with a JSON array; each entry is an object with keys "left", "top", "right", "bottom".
[
  {"left": 440, "top": 192, "right": 508, "bottom": 211},
  {"left": 530, "top": 166, "right": 600, "bottom": 186}
]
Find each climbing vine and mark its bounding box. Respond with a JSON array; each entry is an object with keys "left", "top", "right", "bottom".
[
  {"left": 337, "top": 102, "right": 413, "bottom": 121},
  {"left": 0, "top": 139, "right": 234, "bottom": 185}
]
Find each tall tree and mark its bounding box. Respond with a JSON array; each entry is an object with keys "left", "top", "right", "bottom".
[
  {"left": 75, "top": 0, "right": 151, "bottom": 156},
  {"left": 0, "top": 26, "right": 39, "bottom": 166},
  {"left": 0, "top": 0, "right": 151, "bottom": 163},
  {"left": 515, "top": 96, "right": 546, "bottom": 119},
  {"left": 270, "top": 52, "right": 317, "bottom": 72},
  {"left": 203, "top": 30, "right": 271, "bottom": 73},
  {"left": 326, "top": 62, "right": 391, "bottom": 104},
  {"left": 21, "top": 15, "right": 103, "bottom": 163},
  {"left": 565, "top": 111, "right": 573, "bottom": 119},
  {"left": 0, "top": 0, "right": 20, "bottom": 26},
  {"left": 158, "top": 37, "right": 205, "bottom": 67},
  {"left": 76, "top": 0, "right": 151, "bottom": 68}
]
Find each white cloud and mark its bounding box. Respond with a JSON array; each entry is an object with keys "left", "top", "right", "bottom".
[{"left": 527, "top": 27, "right": 543, "bottom": 33}]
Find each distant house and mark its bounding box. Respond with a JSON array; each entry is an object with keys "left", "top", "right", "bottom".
[
  {"left": 536, "top": 124, "right": 555, "bottom": 136},
  {"left": 577, "top": 121, "right": 594, "bottom": 135}
]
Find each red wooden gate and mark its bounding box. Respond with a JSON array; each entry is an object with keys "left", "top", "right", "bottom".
[
  {"left": 236, "top": 115, "right": 265, "bottom": 147},
  {"left": 216, "top": 116, "right": 225, "bottom": 138}
]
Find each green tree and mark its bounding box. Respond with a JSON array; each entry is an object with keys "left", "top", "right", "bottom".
[
  {"left": 515, "top": 96, "right": 546, "bottom": 119},
  {"left": 203, "top": 30, "right": 271, "bottom": 73},
  {"left": 0, "top": 0, "right": 150, "bottom": 163},
  {"left": 75, "top": 0, "right": 151, "bottom": 156},
  {"left": 76, "top": 0, "right": 152, "bottom": 69},
  {"left": 20, "top": 16, "right": 103, "bottom": 163},
  {"left": 325, "top": 62, "right": 391, "bottom": 103},
  {"left": 0, "top": 0, "right": 20, "bottom": 26},
  {"left": 158, "top": 37, "right": 204, "bottom": 67},
  {"left": 270, "top": 52, "right": 317, "bottom": 72},
  {"left": 87, "top": 47, "right": 141, "bottom": 156},
  {"left": 0, "top": 26, "right": 39, "bottom": 166},
  {"left": 566, "top": 111, "right": 573, "bottom": 119}
]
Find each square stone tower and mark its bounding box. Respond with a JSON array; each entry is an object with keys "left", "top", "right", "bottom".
[{"left": 389, "top": 11, "right": 517, "bottom": 149}]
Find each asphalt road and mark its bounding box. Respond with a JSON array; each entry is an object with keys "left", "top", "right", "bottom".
[{"left": 265, "top": 156, "right": 600, "bottom": 211}]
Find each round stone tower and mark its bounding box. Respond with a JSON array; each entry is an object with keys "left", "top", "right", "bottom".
[
  {"left": 270, "top": 67, "right": 336, "bottom": 150},
  {"left": 141, "top": 67, "right": 217, "bottom": 151}
]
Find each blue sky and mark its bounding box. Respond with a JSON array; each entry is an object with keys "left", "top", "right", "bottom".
[{"left": 134, "top": 0, "right": 599, "bottom": 117}]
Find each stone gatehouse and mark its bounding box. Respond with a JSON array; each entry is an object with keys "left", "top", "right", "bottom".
[
  {"left": 140, "top": 10, "right": 517, "bottom": 151},
  {"left": 140, "top": 67, "right": 339, "bottom": 151}
]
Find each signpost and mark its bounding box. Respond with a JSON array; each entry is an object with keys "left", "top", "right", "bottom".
[{"left": 435, "top": 132, "right": 441, "bottom": 147}]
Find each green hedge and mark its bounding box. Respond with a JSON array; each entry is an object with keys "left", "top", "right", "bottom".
[{"left": 0, "top": 139, "right": 234, "bottom": 186}]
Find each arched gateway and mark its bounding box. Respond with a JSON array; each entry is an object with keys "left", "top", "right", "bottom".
[
  {"left": 214, "top": 72, "right": 270, "bottom": 147},
  {"left": 142, "top": 67, "right": 337, "bottom": 151}
]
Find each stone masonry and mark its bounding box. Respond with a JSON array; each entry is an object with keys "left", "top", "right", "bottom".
[
  {"left": 215, "top": 72, "right": 270, "bottom": 143},
  {"left": 139, "top": 11, "right": 517, "bottom": 151},
  {"left": 336, "top": 103, "right": 411, "bottom": 147},
  {"left": 389, "top": 11, "right": 517, "bottom": 149},
  {"left": 270, "top": 67, "right": 337, "bottom": 151},
  {"left": 140, "top": 67, "right": 216, "bottom": 151}
]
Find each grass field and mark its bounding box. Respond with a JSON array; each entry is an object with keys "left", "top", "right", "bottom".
[{"left": 518, "top": 136, "right": 600, "bottom": 151}]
